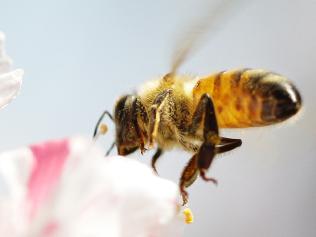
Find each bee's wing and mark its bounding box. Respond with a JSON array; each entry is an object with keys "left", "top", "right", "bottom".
[{"left": 170, "top": 0, "right": 247, "bottom": 74}]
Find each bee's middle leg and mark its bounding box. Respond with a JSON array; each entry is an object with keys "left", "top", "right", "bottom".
[{"left": 151, "top": 147, "right": 163, "bottom": 174}]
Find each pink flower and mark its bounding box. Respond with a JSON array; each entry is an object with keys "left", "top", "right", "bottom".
[
  {"left": 0, "top": 137, "right": 182, "bottom": 237},
  {"left": 0, "top": 31, "right": 183, "bottom": 236},
  {"left": 0, "top": 31, "right": 23, "bottom": 109}
]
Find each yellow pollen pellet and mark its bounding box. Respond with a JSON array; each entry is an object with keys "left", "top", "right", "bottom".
[
  {"left": 183, "top": 207, "right": 194, "bottom": 224},
  {"left": 99, "top": 124, "right": 108, "bottom": 135}
]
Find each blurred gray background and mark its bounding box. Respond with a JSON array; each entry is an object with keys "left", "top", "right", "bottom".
[{"left": 1, "top": 0, "right": 315, "bottom": 236}]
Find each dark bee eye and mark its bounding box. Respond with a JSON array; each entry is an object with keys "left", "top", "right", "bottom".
[
  {"left": 114, "top": 95, "right": 130, "bottom": 121},
  {"left": 127, "top": 132, "right": 133, "bottom": 140}
]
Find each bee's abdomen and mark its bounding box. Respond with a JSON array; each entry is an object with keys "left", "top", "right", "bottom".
[{"left": 193, "top": 69, "right": 302, "bottom": 128}]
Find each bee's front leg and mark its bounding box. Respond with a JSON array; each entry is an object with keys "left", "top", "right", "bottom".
[{"left": 148, "top": 89, "right": 172, "bottom": 146}]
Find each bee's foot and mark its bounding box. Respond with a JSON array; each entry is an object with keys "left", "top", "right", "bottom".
[
  {"left": 180, "top": 186, "right": 189, "bottom": 206},
  {"left": 200, "top": 170, "right": 218, "bottom": 185}
]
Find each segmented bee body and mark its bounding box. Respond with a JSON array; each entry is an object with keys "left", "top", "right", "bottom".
[
  {"left": 94, "top": 68, "right": 302, "bottom": 205},
  {"left": 193, "top": 68, "right": 302, "bottom": 128},
  {"left": 93, "top": 0, "right": 303, "bottom": 207}
]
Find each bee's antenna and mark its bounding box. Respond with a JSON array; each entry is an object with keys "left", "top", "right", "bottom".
[
  {"left": 93, "top": 110, "right": 116, "bottom": 156},
  {"left": 93, "top": 110, "right": 113, "bottom": 138},
  {"left": 105, "top": 141, "right": 116, "bottom": 156}
]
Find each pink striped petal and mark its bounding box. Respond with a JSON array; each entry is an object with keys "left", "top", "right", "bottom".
[
  {"left": 27, "top": 139, "right": 70, "bottom": 218},
  {"left": 0, "top": 137, "right": 182, "bottom": 236}
]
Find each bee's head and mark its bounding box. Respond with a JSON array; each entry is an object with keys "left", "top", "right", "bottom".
[{"left": 114, "top": 95, "right": 142, "bottom": 155}]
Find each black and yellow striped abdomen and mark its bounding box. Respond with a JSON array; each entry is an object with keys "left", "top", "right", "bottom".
[{"left": 193, "top": 68, "right": 302, "bottom": 128}]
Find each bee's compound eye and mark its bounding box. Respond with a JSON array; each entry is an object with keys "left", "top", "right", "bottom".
[{"left": 114, "top": 95, "right": 130, "bottom": 121}]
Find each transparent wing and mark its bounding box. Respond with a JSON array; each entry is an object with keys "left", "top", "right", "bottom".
[{"left": 170, "top": 0, "right": 248, "bottom": 74}]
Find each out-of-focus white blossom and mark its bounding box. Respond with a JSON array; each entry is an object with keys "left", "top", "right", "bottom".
[
  {"left": 0, "top": 31, "right": 23, "bottom": 109},
  {"left": 0, "top": 137, "right": 182, "bottom": 237}
]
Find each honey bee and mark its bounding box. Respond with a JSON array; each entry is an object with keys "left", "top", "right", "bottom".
[{"left": 93, "top": 3, "right": 302, "bottom": 205}]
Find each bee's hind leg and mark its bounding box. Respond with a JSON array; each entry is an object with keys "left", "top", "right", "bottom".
[
  {"left": 179, "top": 154, "right": 199, "bottom": 205},
  {"left": 217, "top": 137, "right": 242, "bottom": 153},
  {"left": 198, "top": 137, "right": 242, "bottom": 181},
  {"left": 179, "top": 94, "right": 242, "bottom": 204},
  {"left": 188, "top": 94, "right": 242, "bottom": 182},
  {"left": 185, "top": 93, "right": 219, "bottom": 183},
  {"left": 174, "top": 138, "right": 242, "bottom": 205}
]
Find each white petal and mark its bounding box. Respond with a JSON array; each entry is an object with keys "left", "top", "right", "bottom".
[
  {"left": 0, "top": 69, "right": 23, "bottom": 109},
  {"left": 0, "top": 147, "right": 34, "bottom": 236},
  {"left": 0, "top": 31, "right": 12, "bottom": 75},
  {"left": 37, "top": 137, "right": 181, "bottom": 237},
  {"left": 0, "top": 137, "right": 182, "bottom": 237}
]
